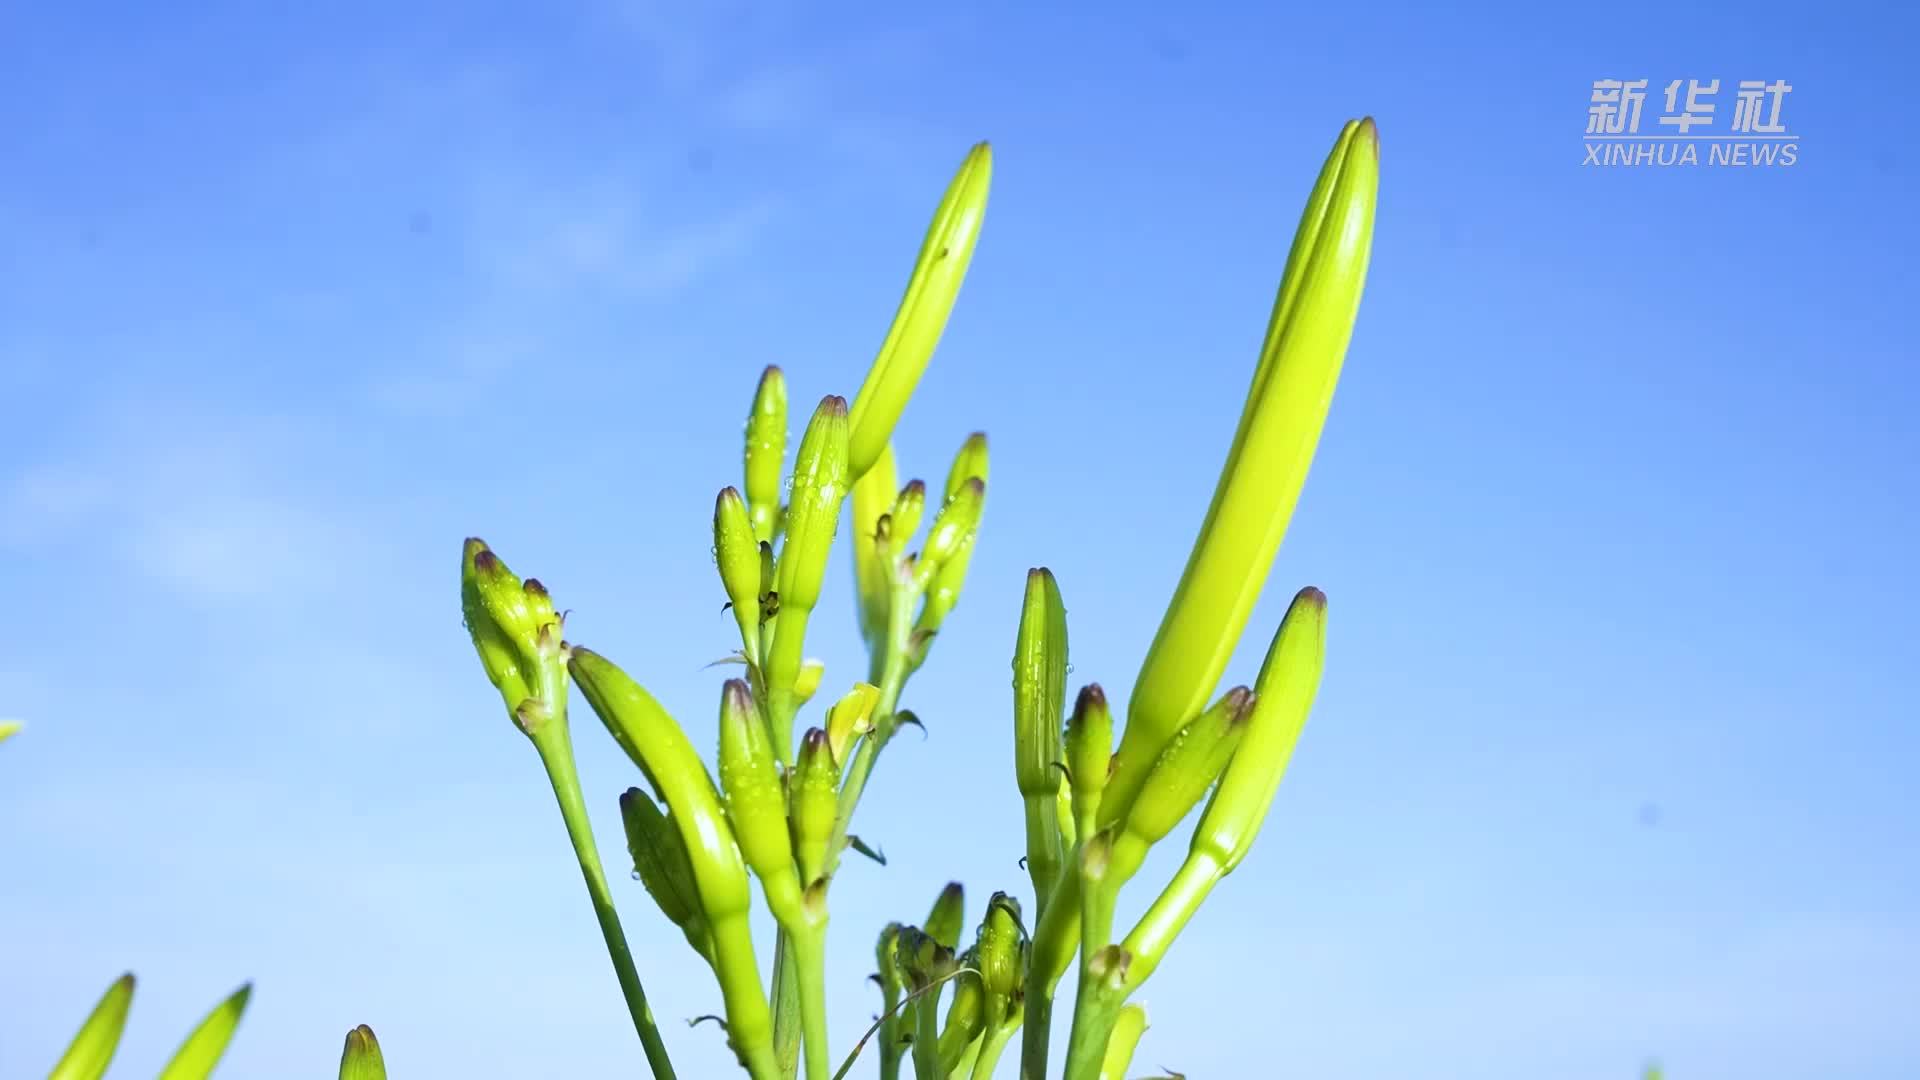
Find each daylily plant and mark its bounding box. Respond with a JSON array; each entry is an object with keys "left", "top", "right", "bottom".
[
  {"left": 458, "top": 117, "right": 1377, "bottom": 1080},
  {"left": 20, "top": 116, "right": 1391, "bottom": 1079}
]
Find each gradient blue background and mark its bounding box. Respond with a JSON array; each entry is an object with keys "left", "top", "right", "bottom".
[{"left": 3, "top": 1, "right": 1914, "bottom": 1077}]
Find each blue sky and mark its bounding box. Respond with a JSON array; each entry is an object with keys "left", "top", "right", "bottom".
[{"left": 2, "top": 1, "right": 1915, "bottom": 1077}]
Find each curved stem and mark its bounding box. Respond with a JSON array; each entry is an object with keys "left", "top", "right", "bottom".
[
  {"left": 969, "top": 1023, "right": 1016, "bottom": 1080},
  {"left": 535, "top": 729, "right": 679, "bottom": 1080}
]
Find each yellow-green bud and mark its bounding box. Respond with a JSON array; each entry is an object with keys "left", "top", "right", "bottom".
[
  {"left": 912, "top": 477, "right": 983, "bottom": 593},
  {"left": 1120, "top": 686, "right": 1252, "bottom": 850},
  {"left": 460, "top": 539, "right": 565, "bottom": 734},
  {"left": 917, "top": 433, "right": 989, "bottom": 636},
  {"left": 889, "top": 480, "right": 928, "bottom": 547},
  {"left": 1065, "top": 683, "right": 1113, "bottom": 830},
  {"left": 924, "top": 881, "right": 966, "bottom": 951},
  {"left": 619, "top": 786, "right": 705, "bottom": 932},
  {"left": 846, "top": 142, "right": 992, "bottom": 482},
  {"left": 337, "top": 1024, "right": 387, "bottom": 1080},
  {"left": 1190, "top": 587, "right": 1327, "bottom": 875},
  {"left": 745, "top": 365, "right": 787, "bottom": 544},
  {"left": 714, "top": 488, "right": 761, "bottom": 655},
  {"left": 1115, "top": 118, "right": 1375, "bottom": 832},
  {"left": 766, "top": 396, "right": 851, "bottom": 730},
  {"left": 976, "top": 891, "right": 1025, "bottom": 1001},
  {"left": 717, "top": 680, "right": 798, "bottom": 897},
  {"left": 1012, "top": 568, "right": 1068, "bottom": 800},
  {"left": 851, "top": 442, "right": 899, "bottom": 643},
  {"left": 793, "top": 658, "right": 825, "bottom": 707},
  {"left": 790, "top": 728, "right": 839, "bottom": 883}
]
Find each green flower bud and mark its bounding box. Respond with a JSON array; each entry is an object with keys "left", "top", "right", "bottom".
[
  {"left": 718, "top": 679, "right": 803, "bottom": 921},
  {"left": 846, "top": 142, "right": 992, "bottom": 482},
  {"left": 619, "top": 787, "right": 711, "bottom": 959},
  {"left": 460, "top": 539, "right": 565, "bottom": 735},
  {"left": 714, "top": 487, "right": 762, "bottom": 657},
  {"left": 934, "top": 948, "right": 986, "bottom": 1068},
  {"left": 156, "top": 983, "right": 251, "bottom": 1080},
  {"left": 766, "top": 396, "right": 851, "bottom": 735},
  {"left": 1013, "top": 566, "right": 1069, "bottom": 911},
  {"left": 336, "top": 1025, "right": 387, "bottom": 1080},
  {"left": 916, "top": 433, "right": 989, "bottom": 637},
  {"left": 790, "top": 728, "right": 839, "bottom": 883},
  {"left": 50, "top": 972, "right": 134, "bottom": 1080},
  {"left": 895, "top": 924, "right": 956, "bottom": 989},
  {"left": 1119, "top": 686, "right": 1253, "bottom": 853},
  {"left": 1099, "top": 1004, "right": 1149, "bottom": 1080},
  {"left": 826, "top": 682, "right": 881, "bottom": 766},
  {"left": 889, "top": 480, "right": 928, "bottom": 548},
  {"left": 911, "top": 477, "right": 983, "bottom": 593},
  {"left": 1012, "top": 568, "right": 1068, "bottom": 799},
  {"left": 1065, "top": 684, "right": 1114, "bottom": 833},
  {"left": 567, "top": 649, "right": 774, "bottom": 1060},
  {"left": 924, "top": 881, "right": 966, "bottom": 951},
  {"left": 850, "top": 442, "right": 899, "bottom": 643},
  {"left": 1116, "top": 589, "right": 1331, "bottom": 997},
  {"left": 1115, "top": 118, "right": 1375, "bottom": 830},
  {"left": 1190, "top": 587, "right": 1327, "bottom": 875},
  {"left": 745, "top": 365, "right": 788, "bottom": 544},
  {"left": 975, "top": 891, "right": 1025, "bottom": 1001}
]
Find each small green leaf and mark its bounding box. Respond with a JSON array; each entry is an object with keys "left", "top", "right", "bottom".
[
  {"left": 156, "top": 982, "right": 252, "bottom": 1080},
  {"left": 845, "top": 835, "right": 887, "bottom": 866}
]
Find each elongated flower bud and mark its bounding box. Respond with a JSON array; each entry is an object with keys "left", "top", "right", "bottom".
[
  {"left": 1114, "top": 119, "right": 1376, "bottom": 821},
  {"left": 745, "top": 365, "right": 787, "bottom": 544},
  {"left": 568, "top": 649, "right": 774, "bottom": 1059},
  {"left": 1190, "top": 587, "right": 1327, "bottom": 874},
  {"left": 925, "top": 882, "right": 966, "bottom": 951},
  {"left": 1065, "top": 684, "right": 1113, "bottom": 831},
  {"left": 917, "top": 434, "right": 989, "bottom": 636},
  {"left": 935, "top": 948, "right": 986, "bottom": 1067},
  {"left": 851, "top": 442, "right": 900, "bottom": 642},
  {"left": 156, "top": 983, "right": 251, "bottom": 1080},
  {"left": 337, "top": 1025, "right": 387, "bottom": 1080},
  {"left": 1116, "top": 589, "right": 1330, "bottom": 996},
  {"left": 790, "top": 728, "right": 839, "bottom": 883},
  {"left": 714, "top": 488, "right": 762, "bottom": 655},
  {"left": 1117, "top": 686, "right": 1253, "bottom": 852},
  {"left": 51, "top": 972, "right": 134, "bottom": 1080},
  {"left": 619, "top": 787, "right": 708, "bottom": 941},
  {"left": 826, "top": 682, "right": 881, "bottom": 766},
  {"left": 718, "top": 680, "right": 802, "bottom": 917},
  {"left": 912, "top": 477, "right": 984, "bottom": 593},
  {"left": 460, "top": 539, "right": 565, "bottom": 734},
  {"left": 766, "top": 397, "right": 851, "bottom": 736},
  {"left": 1012, "top": 569, "right": 1068, "bottom": 800},
  {"left": 846, "top": 142, "right": 992, "bottom": 482}
]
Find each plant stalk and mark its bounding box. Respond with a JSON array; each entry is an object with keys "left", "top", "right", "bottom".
[{"left": 535, "top": 728, "right": 679, "bottom": 1080}]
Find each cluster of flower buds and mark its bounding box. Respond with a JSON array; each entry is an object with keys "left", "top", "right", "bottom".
[{"left": 872, "top": 887, "right": 1031, "bottom": 1080}]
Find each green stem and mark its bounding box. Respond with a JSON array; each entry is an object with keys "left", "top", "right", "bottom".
[
  {"left": 910, "top": 990, "right": 942, "bottom": 1079},
  {"left": 1058, "top": 983, "right": 1124, "bottom": 1080},
  {"left": 969, "top": 1023, "right": 1016, "bottom": 1080},
  {"left": 535, "top": 729, "right": 678, "bottom": 1080},
  {"left": 1015, "top": 992, "right": 1051, "bottom": 1080},
  {"left": 878, "top": 979, "right": 905, "bottom": 1080},
  {"left": 791, "top": 924, "right": 833, "bottom": 1080},
  {"left": 772, "top": 930, "right": 801, "bottom": 1079}
]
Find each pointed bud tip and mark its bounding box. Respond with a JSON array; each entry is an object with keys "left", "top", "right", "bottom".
[
  {"left": 818, "top": 394, "right": 849, "bottom": 417},
  {"left": 1075, "top": 684, "right": 1108, "bottom": 711},
  {"left": 759, "top": 364, "right": 784, "bottom": 384},
  {"left": 1358, "top": 117, "right": 1379, "bottom": 156},
  {"left": 801, "top": 727, "right": 831, "bottom": 752},
  {"left": 523, "top": 577, "right": 549, "bottom": 598},
  {"left": 471, "top": 549, "right": 500, "bottom": 573},
  {"left": 717, "top": 486, "right": 744, "bottom": 505},
  {"left": 903, "top": 479, "right": 927, "bottom": 496},
  {"left": 964, "top": 432, "right": 987, "bottom": 449},
  {"left": 722, "top": 678, "right": 753, "bottom": 709},
  {"left": 1296, "top": 586, "right": 1328, "bottom": 609},
  {"left": 940, "top": 881, "right": 964, "bottom": 900},
  {"left": 1223, "top": 686, "right": 1256, "bottom": 723}
]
